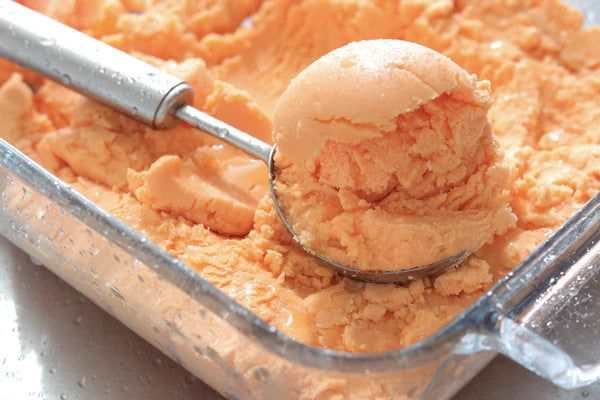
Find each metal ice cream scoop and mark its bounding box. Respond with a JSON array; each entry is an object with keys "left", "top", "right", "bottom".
[{"left": 0, "top": 2, "right": 469, "bottom": 283}]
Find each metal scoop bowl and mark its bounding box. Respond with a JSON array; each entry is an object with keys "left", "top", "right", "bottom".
[
  {"left": 0, "top": 2, "right": 470, "bottom": 283},
  {"left": 176, "top": 107, "right": 470, "bottom": 283}
]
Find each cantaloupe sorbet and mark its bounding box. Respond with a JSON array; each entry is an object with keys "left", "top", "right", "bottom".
[
  {"left": 2, "top": 0, "right": 599, "bottom": 362},
  {"left": 272, "top": 40, "right": 516, "bottom": 271}
]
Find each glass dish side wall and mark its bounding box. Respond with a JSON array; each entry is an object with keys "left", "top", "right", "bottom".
[{"left": 0, "top": 141, "right": 492, "bottom": 400}]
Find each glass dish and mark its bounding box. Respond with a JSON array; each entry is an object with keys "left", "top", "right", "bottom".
[{"left": 1, "top": 2, "right": 600, "bottom": 399}]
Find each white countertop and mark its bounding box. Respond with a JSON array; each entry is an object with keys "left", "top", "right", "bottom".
[{"left": 0, "top": 236, "right": 597, "bottom": 400}]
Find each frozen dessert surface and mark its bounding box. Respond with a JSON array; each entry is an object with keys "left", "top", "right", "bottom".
[
  {"left": 273, "top": 40, "right": 473, "bottom": 164},
  {"left": 273, "top": 40, "right": 516, "bottom": 271},
  {"left": 2, "top": 0, "right": 600, "bottom": 363}
]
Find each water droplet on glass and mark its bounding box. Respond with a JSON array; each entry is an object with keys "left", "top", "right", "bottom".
[
  {"left": 217, "top": 127, "right": 229, "bottom": 137},
  {"left": 77, "top": 376, "right": 87, "bottom": 388},
  {"left": 60, "top": 394, "right": 67, "bottom": 400},
  {"left": 62, "top": 74, "right": 71, "bottom": 85},
  {"left": 152, "top": 358, "right": 162, "bottom": 367},
  {"left": 30, "top": 255, "right": 43, "bottom": 266},
  {"left": 184, "top": 374, "right": 198, "bottom": 384},
  {"left": 40, "top": 37, "right": 56, "bottom": 46},
  {"left": 49, "top": 366, "right": 57, "bottom": 374},
  {"left": 73, "top": 316, "right": 83, "bottom": 325}
]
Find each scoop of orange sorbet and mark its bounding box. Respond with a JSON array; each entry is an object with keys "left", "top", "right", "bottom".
[{"left": 272, "top": 39, "right": 516, "bottom": 272}]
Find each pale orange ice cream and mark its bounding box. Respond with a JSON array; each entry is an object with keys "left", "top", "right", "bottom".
[
  {"left": 272, "top": 39, "right": 516, "bottom": 271},
  {"left": 2, "top": 0, "right": 599, "bottom": 372}
]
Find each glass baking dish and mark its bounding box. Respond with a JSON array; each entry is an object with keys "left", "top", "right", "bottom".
[
  {"left": 2, "top": 2, "right": 600, "bottom": 398},
  {"left": 2, "top": 128, "right": 600, "bottom": 400}
]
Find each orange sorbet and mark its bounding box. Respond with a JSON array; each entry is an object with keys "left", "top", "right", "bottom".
[
  {"left": 272, "top": 40, "right": 516, "bottom": 272},
  {"left": 2, "top": 0, "right": 599, "bottom": 360}
]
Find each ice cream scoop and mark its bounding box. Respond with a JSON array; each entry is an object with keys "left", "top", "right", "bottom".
[
  {"left": 271, "top": 40, "right": 515, "bottom": 276},
  {"left": 0, "top": 2, "right": 495, "bottom": 282}
]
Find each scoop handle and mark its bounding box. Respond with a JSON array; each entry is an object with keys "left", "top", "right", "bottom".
[{"left": 0, "top": 1, "right": 192, "bottom": 129}]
